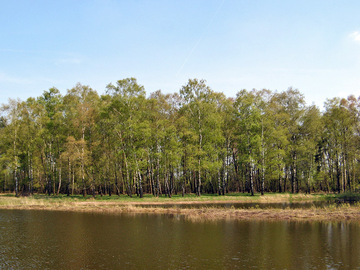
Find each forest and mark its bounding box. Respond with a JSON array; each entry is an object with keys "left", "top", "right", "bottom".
[{"left": 0, "top": 78, "right": 359, "bottom": 197}]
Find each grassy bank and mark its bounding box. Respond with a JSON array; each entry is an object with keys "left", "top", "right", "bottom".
[
  {"left": 0, "top": 192, "right": 329, "bottom": 203},
  {"left": 0, "top": 193, "right": 359, "bottom": 222}
]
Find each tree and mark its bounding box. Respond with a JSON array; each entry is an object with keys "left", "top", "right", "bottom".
[
  {"left": 37, "top": 88, "right": 64, "bottom": 195},
  {"left": 323, "top": 97, "right": 357, "bottom": 193},
  {"left": 233, "top": 90, "right": 263, "bottom": 196},
  {"left": 298, "top": 105, "right": 322, "bottom": 193},
  {"left": 1, "top": 99, "right": 21, "bottom": 196},
  {"left": 106, "top": 78, "right": 149, "bottom": 198},
  {"left": 271, "top": 88, "right": 306, "bottom": 193},
  {"left": 63, "top": 83, "right": 100, "bottom": 196},
  {"left": 179, "top": 79, "right": 223, "bottom": 196}
]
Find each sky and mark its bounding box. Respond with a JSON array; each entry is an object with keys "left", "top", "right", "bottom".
[{"left": 1, "top": 0, "right": 360, "bottom": 108}]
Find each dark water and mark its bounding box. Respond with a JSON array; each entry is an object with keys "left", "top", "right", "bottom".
[{"left": 1, "top": 210, "right": 360, "bottom": 269}]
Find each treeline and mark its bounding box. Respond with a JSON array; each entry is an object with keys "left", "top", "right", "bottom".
[{"left": 0, "top": 78, "right": 359, "bottom": 197}]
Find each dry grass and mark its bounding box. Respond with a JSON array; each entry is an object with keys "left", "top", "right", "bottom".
[{"left": 1, "top": 195, "right": 360, "bottom": 222}]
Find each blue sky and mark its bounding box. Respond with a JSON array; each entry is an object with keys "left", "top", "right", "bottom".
[{"left": 1, "top": 0, "right": 360, "bottom": 108}]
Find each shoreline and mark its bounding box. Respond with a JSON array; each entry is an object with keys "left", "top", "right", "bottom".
[{"left": 1, "top": 194, "right": 359, "bottom": 222}]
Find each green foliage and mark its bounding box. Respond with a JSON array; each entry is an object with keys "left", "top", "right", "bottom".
[{"left": 1, "top": 78, "right": 360, "bottom": 197}]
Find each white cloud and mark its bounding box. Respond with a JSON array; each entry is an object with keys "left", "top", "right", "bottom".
[{"left": 349, "top": 31, "right": 360, "bottom": 43}]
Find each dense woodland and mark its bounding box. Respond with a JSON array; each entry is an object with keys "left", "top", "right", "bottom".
[{"left": 0, "top": 78, "right": 359, "bottom": 197}]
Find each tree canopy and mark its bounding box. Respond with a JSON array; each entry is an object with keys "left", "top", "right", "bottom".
[{"left": 1, "top": 78, "right": 359, "bottom": 197}]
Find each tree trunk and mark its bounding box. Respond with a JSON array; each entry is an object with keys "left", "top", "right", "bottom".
[
  {"left": 291, "top": 153, "right": 297, "bottom": 193},
  {"left": 52, "top": 158, "right": 56, "bottom": 196},
  {"left": 283, "top": 167, "right": 287, "bottom": 193},
  {"left": 221, "top": 153, "right": 227, "bottom": 196},
  {"left": 57, "top": 166, "right": 62, "bottom": 195},
  {"left": 197, "top": 107, "right": 202, "bottom": 197},
  {"left": 336, "top": 156, "right": 341, "bottom": 193},
  {"left": 249, "top": 162, "right": 254, "bottom": 196},
  {"left": 14, "top": 169, "right": 18, "bottom": 197},
  {"left": 343, "top": 154, "right": 347, "bottom": 193},
  {"left": 165, "top": 170, "right": 171, "bottom": 198},
  {"left": 197, "top": 158, "right": 201, "bottom": 196},
  {"left": 28, "top": 152, "right": 33, "bottom": 195},
  {"left": 67, "top": 160, "right": 71, "bottom": 196},
  {"left": 72, "top": 169, "right": 75, "bottom": 196},
  {"left": 261, "top": 123, "right": 265, "bottom": 196},
  {"left": 134, "top": 153, "right": 143, "bottom": 198},
  {"left": 156, "top": 150, "right": 160, "bottom": 197},
  {"left": 182, "top": 154, "right": 186, "bottom": 197},
  {"left": 218, "top": 170, "right": 222, "bottom": 195},
  {"left": 123, "top": 152, "right": 132, "bottom": 197}
]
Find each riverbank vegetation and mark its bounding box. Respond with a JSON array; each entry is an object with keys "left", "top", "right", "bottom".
[
  {"left": 1, "top": 78, "right": 360, "bottom": 198},
  {"left": 1, "top": 193, "right": 360, "bottom": 222},
  {"left": 0, "top": 192, "right": 329, "bottom": 203}
]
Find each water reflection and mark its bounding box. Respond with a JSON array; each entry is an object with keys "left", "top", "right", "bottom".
[{"left": 0, "top": 210, "right": 359, "bottom": 269}]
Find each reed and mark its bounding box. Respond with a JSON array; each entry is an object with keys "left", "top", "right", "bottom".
[{"left": 1, "top": 194, "right": 360, "bottom": 222}]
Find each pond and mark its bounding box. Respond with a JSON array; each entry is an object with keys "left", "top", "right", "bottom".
[{"left": 0, "top": 210, "right": 359, "bottom": 269}]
